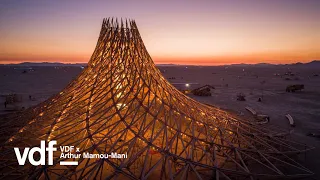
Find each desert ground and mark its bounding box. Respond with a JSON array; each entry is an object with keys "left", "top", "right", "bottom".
[{"left": 0, "top": 64, "right": 319, "bottom": 179}]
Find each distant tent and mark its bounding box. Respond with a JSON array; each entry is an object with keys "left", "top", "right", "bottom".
[{"left": 191, "top": 85, "right": 215, "bottom": 96}]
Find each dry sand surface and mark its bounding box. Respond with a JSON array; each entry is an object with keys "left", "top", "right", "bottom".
[{"left": 0, "top": 64, "right": 319, "bottom": 179}]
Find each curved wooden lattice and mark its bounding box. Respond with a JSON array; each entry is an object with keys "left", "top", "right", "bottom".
[{"left": 0, "top": 18, "right": 313, "bottom": 179}]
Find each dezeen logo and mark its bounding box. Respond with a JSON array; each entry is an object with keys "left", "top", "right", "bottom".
[{"left": 14, "top": 140, "right": 57, "bottom": 166}]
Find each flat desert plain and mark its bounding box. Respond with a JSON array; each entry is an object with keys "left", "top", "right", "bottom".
[{"left": 0, "top": 64, "right": 319, "bottom": 179}]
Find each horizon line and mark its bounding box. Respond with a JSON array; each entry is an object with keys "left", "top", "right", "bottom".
[{"left": 0, "top": 60, "right": 319, "bottom": 66}]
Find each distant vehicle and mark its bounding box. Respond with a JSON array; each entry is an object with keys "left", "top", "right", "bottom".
[
  {"left": 285, "top": 71, "right": 295, "bottom": 76},
  {"left": 236, "top": 93, "right": 246, "bottom": 101},
  {"left": 286, "top": 84, "right": 304, "bottom": 92},
  {"left": 191, "top": 85, "right": 215, "bottom": 96}
]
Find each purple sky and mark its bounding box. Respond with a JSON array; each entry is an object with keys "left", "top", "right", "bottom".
[{"left": 0, "top": 0, "right": 319, "bottom": 64}]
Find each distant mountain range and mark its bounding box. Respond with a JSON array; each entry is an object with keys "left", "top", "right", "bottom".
[
  {"left": 158, "top": 61, "right": 320, "bottom": 68},
  {"left": 292, "top": 60, "right": 320, "bottom": 68},
  {"left": 0, "top": 62, "right": 87, "bottom": 67},
  {"left": 1, "top": 60, "right": 319, "bottom": 68},
  {"left": 228, "top": 60, "right": 320, "bottom": 68}
]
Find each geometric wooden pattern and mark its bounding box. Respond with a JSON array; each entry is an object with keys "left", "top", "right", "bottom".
[{"left": 0, "top": 18, "right": 313, "bottom": 179}]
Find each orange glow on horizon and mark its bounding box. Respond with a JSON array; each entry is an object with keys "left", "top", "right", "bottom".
[{"left": 1, "top": 53, "right": 319, "bottom": 66}]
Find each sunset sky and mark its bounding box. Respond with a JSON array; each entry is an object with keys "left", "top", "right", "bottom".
[{"left": 0, "top": 0, "right": 319, "bottom": 65}]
